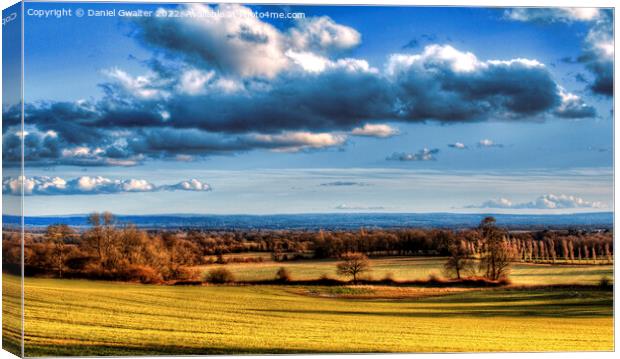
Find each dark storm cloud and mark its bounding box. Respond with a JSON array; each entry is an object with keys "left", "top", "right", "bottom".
[
  {"left": 18, "top": 102, "right": 102, "bottom": 144},
  {"left": 162, "top": 69, "right": 392, "bottom": 134}
]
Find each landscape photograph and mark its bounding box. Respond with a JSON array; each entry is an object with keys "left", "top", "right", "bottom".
[{"left": 1, "top": 1, "right": 615, "bottom": 356}]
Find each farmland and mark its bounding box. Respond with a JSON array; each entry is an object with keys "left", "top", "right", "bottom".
[
  {"left": 199, "top": 255, "right": 613, "bottom": 285},
  {"left": 2, "top": 256, "right": 614, "bottom": 356}
]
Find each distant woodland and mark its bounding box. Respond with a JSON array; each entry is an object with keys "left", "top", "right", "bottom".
[{"left": 2, "top": 212, "right": 613, "bottom": 284}]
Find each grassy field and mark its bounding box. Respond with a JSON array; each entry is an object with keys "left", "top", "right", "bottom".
[
  {"left": 2, "top": 265, "right": 614, "bottom": 355},
  {"left": 201, "top": 255, "right": 613, "bottom": 285}
]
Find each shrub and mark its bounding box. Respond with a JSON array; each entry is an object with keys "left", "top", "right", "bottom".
[
  {"left": 206, "top": 268, "right": 235, "bottom": 284},
  {"left": 64, "top": 255, "right": 94, "bottom": 271},
  {"left": 382, "top": 272, "right": 395, "bottom": 283},
  {"left": 427, "top": 273, "right": 444, "bottom": 284},
  {"left": 275, "top": 267, "right": 291, "bottom": 282},
  {"left": 162, "top": 265, "right": 197, "bottom": 281},
  {"left": 497, "top": 277, "right": 512, "bottom": 286},
  {"left": 122, "top": 265, "right": 163, "bottom": 284}
]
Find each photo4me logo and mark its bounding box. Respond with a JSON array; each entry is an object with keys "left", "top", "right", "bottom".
[{"left": 2, "top": 12, "right": 17, "bottom": 26}]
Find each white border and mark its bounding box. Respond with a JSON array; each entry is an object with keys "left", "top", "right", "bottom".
[{"left": 0, "top": 1, "right": 617, "bottom": 359}]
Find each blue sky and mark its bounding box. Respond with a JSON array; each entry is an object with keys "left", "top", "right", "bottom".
[{"left": 2, "top": 2, "right": 613, "bottom": 215}]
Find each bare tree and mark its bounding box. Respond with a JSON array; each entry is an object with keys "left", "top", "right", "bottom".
[
  {"left": 337, "top": 252, "right": 370, "bottom": 283},
  {"left": 84, "top": 212, "right": 119, "bottom": 269},
  {"left": 478, "top": 217, "right": 513, "bottom": 281},
  {"left": 444, "top": 239, "right": 471, "bottom": 279},
  {"left": 44, "top": 224, "right": 76, "bottom": 278}
]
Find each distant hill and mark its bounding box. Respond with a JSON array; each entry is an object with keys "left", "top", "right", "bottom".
[{"left": 2, "top": 212, "right": 613, "bottom": 230}]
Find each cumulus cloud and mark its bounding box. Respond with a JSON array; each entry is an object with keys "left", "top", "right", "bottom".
[
  {"left": 162, "top": 178, "right": 212, "bottom": 192},
  {"left": 289, "top": 16, "right": 361, "bottom": 55},
  {"left": 135, "top": 3, "right": 290, "bottom": 78},
  {"left": 505, "top": 8, "right": 612, "bottom": 97},
  {"left": 2, "top": 4, "right": 599, "bottom": 168},
  {"left": 554, "top": 88, "right": 597, "bottom": 118},
  {"left": 387, "top": 45, "right": 561, "bottom": 120},
  {"left": 248, "top": 131, "right": 347, "bottom": 152},
  {"left": 448, "top": 142, "right": 467, "bottom": 149},
  {"left": 102, "top": 68, "right": 169, "bottom": 100},
  {"left": 350, "top": 123, "right": 399, "bottom": 138},
  {"left": 2, "top": 176, "right": 212, "bottom": 196},
  {"left": 135, "top": 3, "right": 361, "bottom": 78},
  {"left": 581, "top": 11, "right": 613, "bottom": 96},
  {"left": 387, "top": 148, "right": 439, "bottom": 161},
  {"left": 477, "top": 139, "right": 503, "bottom": 148},
  {"left": 468, "top": 193, "right": 604, "bottom": 209},
  {"left": 2, "top": 125, "right": 143, "bottom": 167}
]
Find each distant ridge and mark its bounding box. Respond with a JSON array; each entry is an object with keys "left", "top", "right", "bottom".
[{"left": 3, "top": 212, "right": 613, "bottom": 230}]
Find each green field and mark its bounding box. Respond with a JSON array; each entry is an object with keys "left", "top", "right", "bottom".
[
  {"left": 203, "top": 255, "right": 613, "bottom": 285},
  {"left": 2, "top": 257, "right": 614, "bottom": 356}
]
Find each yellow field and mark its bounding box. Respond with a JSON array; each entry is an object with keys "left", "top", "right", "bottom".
[{"left": 1, "top": 270, "right": 613, "bottom": 356}]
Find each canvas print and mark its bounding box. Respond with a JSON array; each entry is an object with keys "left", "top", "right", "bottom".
[{"left": 2, "top": 1, "right": 614, "bottom": 356}]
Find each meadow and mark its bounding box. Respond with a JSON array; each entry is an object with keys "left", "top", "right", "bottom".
[
  {"left": 201, "top": 255, "right": 613, "bottom": 285},
  {"left": 2, "top": 256, "right": 614, "bottom": 356}
]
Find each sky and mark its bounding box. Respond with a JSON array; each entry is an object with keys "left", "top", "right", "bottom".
[{"left": 1, "top": 2, "right": 614, "bottom": 215}]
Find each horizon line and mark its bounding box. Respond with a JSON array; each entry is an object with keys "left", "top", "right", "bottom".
[{"left": 3, "top": 211, "right": 614, "bottom": 218}]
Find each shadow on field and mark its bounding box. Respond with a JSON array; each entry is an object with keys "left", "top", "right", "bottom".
[
  {"left": 252, "top": 289, "right": 613, "bottom": 319},
  {"left": 238, "top": 276, "right": 509, "bottom": 287},
  {"left": 24, "top": 343, "right": 334, "bottom": 357}
]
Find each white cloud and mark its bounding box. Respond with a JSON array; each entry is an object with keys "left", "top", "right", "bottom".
[
  {"left": 285, "top": 50, "right": 330, "bottom": 73},
  {"left": 286, "top": 50, "right": 376, "bottom": 74},
  {"left": 120, "top": 179, "right": 157, "bottom": 192},
  {"left": 387, "top": 148, "right": 439, "bottom": 161},
  {"left": 288, "top": 16, "right": 361, "bottom": 54},
  {"left": 448, "top": 142, "right": 467, "bottom": 149},
  {"left": 2, "top": 176, "right": 213, "bottom": 196},
  {"left": 478, "top": 139, "right": 503, "bottom": 148},
  {"left": 250, "top": 131, "right": 347, "bottom": 152},
  {"left": 178, "top": 69, "right": 215, "bottom": 95},
  {"left": 387, "top": 45, "right": 543, "bottom": 76},
  {"left": 61, "top": 145, "right": 142, "bottom": 167},
  {"left": 164, "top": 178, "right": 212, "bottom": 192},
  {"left": 103, "top": 68, "right": 167, "bottom": 99},
  {"left": 554, "top": 87, "right": 596, "bottom": 118},
  {"left": 138, "top": 4, "right": 365, "bottom": 79},
  {"left": 149, "top": 3, "right": 289, "bottom": 78},
  {"left": 351, "top": 124, "right": 399, "bottom": 138},
  {"left": 469, "top": 194, "right": 605, "bottom": 210}
]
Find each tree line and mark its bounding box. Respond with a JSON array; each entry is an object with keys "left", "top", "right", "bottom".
[{"left": 1, "top": 212, "right": 613, "bottom": 283}]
